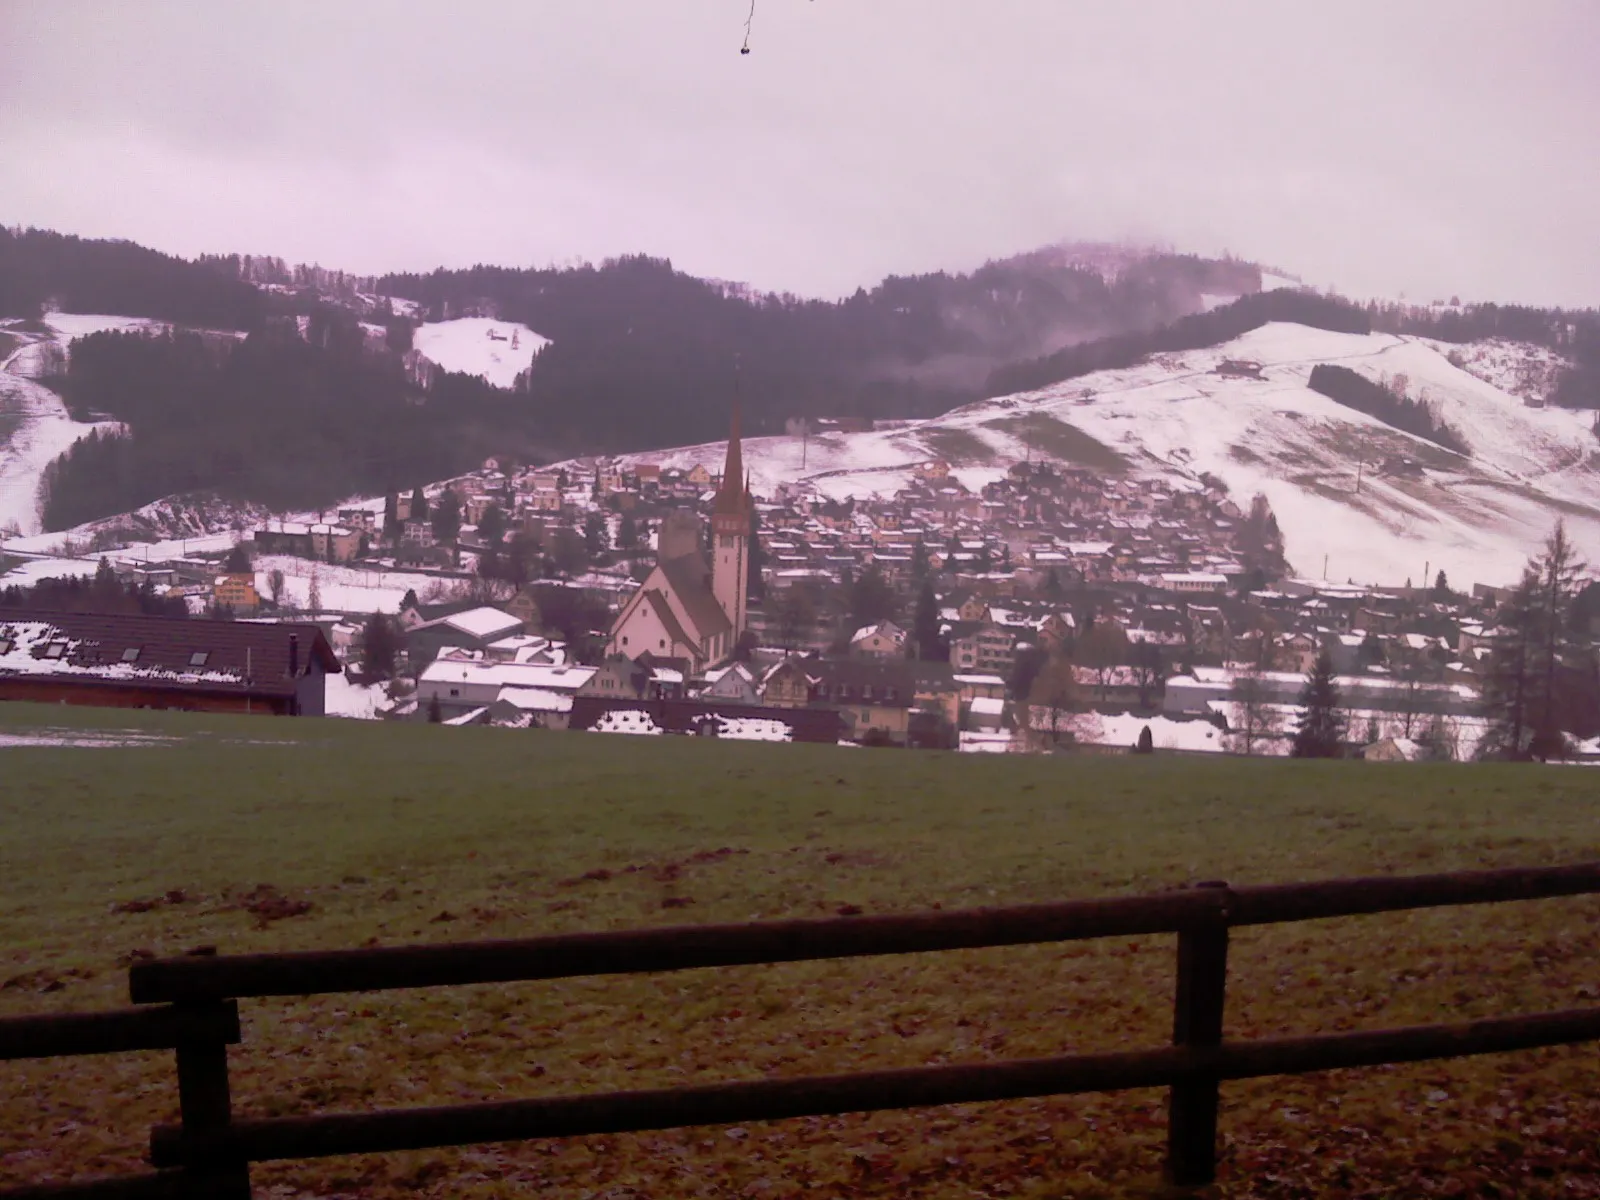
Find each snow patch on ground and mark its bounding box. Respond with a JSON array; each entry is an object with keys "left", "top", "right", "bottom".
[
  {"left": 323, "top": 673, "right": 390, "bottom": 719},
  {"left": 412, "top": 318, "right": 551, "bottom": 389}
]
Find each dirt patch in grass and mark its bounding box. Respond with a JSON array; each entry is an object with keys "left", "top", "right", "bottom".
[
  {"left": 983, "top": 412, "right": 1128, "bottom": 473},
  {"left": 918, "top": 426, "right": 995, "bottom": 465},
  {"left": 2, "top": 707, "right": 1600, "bottom": 1197}
]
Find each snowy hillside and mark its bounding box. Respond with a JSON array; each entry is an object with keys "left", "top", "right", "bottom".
[
  {"left": 612, "top": 322, "right": 1600, "bottom": 590},
  {"left": 412, "top": 318, "right": 550, "bottom": 389},
  {"left": 0, "top": 315, "right": 140, "bottom": 536}
]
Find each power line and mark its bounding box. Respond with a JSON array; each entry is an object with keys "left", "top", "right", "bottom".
[{"left": 741, "top": 0, "right": 755, "bottom": 54}]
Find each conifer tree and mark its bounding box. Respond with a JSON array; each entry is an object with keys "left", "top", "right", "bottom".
[
  {"left": 913, "top": 582, "right": 944, "bottom": 661},
  {"left": 1292, "top": 650, "right": 1345, "bottom": 758}
]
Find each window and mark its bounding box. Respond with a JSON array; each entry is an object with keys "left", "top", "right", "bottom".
[
  {"left": 43, "top": 641, "right": 68, "bottom": 660},
  {"left": 659, "top": 639, "right": 666, "bottom": 650},
  {"left": 189, "top": 651, "right": 210, "bottom": 667},
  {"left": 449, "top": 687, "right": 460, "bottom": 697},
  {"left": 121, "top": 647, "right": 141, "bottom": 663},
  {"left": 622, "top": 636, "right": 629, "bottom": 646}
]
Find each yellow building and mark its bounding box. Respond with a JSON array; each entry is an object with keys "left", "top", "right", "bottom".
[{"left": 213, "top": 572, "right": 260, "bottom": 613}]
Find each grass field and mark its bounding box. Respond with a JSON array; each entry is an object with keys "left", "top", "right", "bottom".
[
  {"left": 2, "top": 702, "right": 1599, "bottom": 1198},
  {"left": 983, "top": 413, "right": 1130, "bottom": 474}
]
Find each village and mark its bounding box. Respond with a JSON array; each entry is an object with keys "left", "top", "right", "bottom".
[{"left": 2, "top": 399, "right": 1596, "bottom": 760}]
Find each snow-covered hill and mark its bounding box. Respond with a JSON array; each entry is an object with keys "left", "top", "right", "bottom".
[
  {"left": 612, "top": 322, "right": 1600, "bottom": 590},
  {"left": 0, "top": 315, "right": 144, "bottom": 536},
  {"left": 412, "top": 318, "right": 550, "bottom": 389}
]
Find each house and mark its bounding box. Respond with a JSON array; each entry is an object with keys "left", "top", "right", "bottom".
[
  {"left": 949, "top": 623, "right": 1017, "bottom": 675},
  {"left": 406, "top": 607, "right": 525, "bottom": 666},
  {"left": 578, "top": 653, "right": 651, "bottom": 700},
  {"left": 700, "top": 661, "right": 761, "bottom": 705},
  {"left": 416, "top": 659, "right": 596, "bottom": 723},
  {"left": 213, "top": 572, "right": 260, "bottom": 614},
  {"left": 0, "top": 612, "right": 337, "bottom": 715},
  {"left": 850, "top": 620, "right": 908, "bottom": 660},
  {"left": 254, "top": 521, "right": 360, "bottom": 563},
  {"left": 504, "top": 587, "right": 542, "bottom": 629},
  {"left": 761, "top": 656, "right": 819, "bottom": 708},
  {"left": 809, "top": 659, "right": 919, "bottom": 744}
]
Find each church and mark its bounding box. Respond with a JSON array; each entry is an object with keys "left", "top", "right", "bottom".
[{"left": 605, "top": 401, "right": 751, "bottom": 673}]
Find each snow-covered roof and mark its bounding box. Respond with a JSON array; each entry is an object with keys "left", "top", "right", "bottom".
[{"left": 970, "top": 696, "right": 1006, "bottom": 716}]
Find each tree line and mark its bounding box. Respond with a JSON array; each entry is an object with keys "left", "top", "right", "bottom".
[
  {"left": 0, "top": 227, "right": 263, "bottom": 329},
  {"left": 1306, "top": 364, "right": 1469, "bottom": 454}
]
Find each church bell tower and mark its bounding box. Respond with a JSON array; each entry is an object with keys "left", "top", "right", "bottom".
[{"left": 710, "top": 393, "right": 751, "bottom": 648}]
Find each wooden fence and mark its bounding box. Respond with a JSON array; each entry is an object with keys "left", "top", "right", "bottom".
[{"left": 4, "top": 861, "right": 1600, "bottom": 1198}]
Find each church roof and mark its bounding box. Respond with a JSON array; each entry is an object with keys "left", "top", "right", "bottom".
[
  {"left": 642, "top": 588, "right": 698, "bottom": 652},
  {"left": 658, "top": 552, "right": 734, "bottom": 641}
]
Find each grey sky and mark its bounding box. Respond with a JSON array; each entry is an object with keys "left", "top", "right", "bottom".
[{"left": 3, "top": 1, "right": 1596, "bottom": 305}]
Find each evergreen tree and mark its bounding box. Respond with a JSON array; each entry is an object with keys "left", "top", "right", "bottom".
[
  {"left": 913, "top": 582, "right": 944, "bottom": 661},
  {"left": 848, "top": 565, "right": 897, "bottom": 629},
  {"left": 584, "top": 511, "right": 609, "bottom": 556},
  {"left": 427, "top": 694, "right": 443, "bottom": 723},
  {"left": 1431, "top": 569, "right": 1451, "bottom": 601},
  {"left": 1135, "top": 725, "right": 1155, "bottom": 754},
  {"left": 431, "top": 489, "right": 462, "bottom": 544},
  {"left": 479, "top": 503, "right": 506, "bottom": 547},
  {"left": 746, "top": 506, "right": 766, "bottom": 602},
  {"left": 1480, "top": 523, "right": 1586, "bottom": 760},
  {"left": 361, "top": 613, "right": 400, "bottom": 679},
  {"left": 1291, "top": 650, "right": 1345, "bottom": 758},
  {"left": 617, "top": 512, "right": 639, "bottom": 551},
  {"left": 223, "top": 544, "right": 251, "bottom": 573},
  {"left": 910, "top": 541, "right": 929, "bottom": 581}
]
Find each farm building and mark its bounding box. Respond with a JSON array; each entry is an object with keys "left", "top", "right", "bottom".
[{"left": 0, "top": 612, "right": 338, "bottom": 715}]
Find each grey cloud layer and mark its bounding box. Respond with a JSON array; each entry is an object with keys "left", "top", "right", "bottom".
[{"left": 2, "top": 0, "right": 1595, "bottom": 304}]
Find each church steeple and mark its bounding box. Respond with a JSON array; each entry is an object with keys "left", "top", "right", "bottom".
[
  {"left": 713, "top": 390, "right": 748, "bottom": 517},
  {"left": 710, "top": 389, "right": 750, "bottom": 652}
]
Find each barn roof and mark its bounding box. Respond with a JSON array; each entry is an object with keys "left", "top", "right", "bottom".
[{"left": 0, "top": 611, "right": 339, "bottom": 697}]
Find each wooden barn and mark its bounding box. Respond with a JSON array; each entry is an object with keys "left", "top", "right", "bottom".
[{"left": 0, "top": 612, "right": 339, "bottom": 715}]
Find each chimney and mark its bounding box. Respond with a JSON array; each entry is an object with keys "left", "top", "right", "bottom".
[{"left": 288, "top": 634, "right": 299, "bottom": 677}]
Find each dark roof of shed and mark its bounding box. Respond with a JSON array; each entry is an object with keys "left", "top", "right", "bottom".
[{"left": 0, "top": 611, "right": 339, "bottom": 696}]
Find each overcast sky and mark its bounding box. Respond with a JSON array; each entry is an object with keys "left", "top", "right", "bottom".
[{"left": 3, "top": 1, "right": 1596, "bottom": 305}]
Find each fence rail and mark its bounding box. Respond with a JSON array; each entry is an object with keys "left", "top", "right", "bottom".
[{"left": 5, "top": 861, "right": 1599, "bottom": 1198}]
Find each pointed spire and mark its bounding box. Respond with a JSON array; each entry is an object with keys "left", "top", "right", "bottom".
[{"left": 714, "top": 372, "right": 747, "bottom": 517}]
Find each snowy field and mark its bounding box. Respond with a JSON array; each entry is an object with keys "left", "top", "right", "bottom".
[
  {"left": 412, "top": 318, "right": 551, "bottom": 389},
  {"left": 600, "top": 322, "right": 1600, "bottom": 590},
  {"left": 252, "top": 555, "right": 461, "bottom": 615}
]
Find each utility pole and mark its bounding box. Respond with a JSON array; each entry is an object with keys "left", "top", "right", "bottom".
[{"left": 1354, "top": 459, "right": 1363, "bottom": 494}]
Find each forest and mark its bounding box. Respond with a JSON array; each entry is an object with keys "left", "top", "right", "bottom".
[
  {"left": 0, "top": 227, "right": 263, "bottom": 329},
  {"left": 37, "top": 327, "right": 516, "bottom": 530},
  {"left": 1306, "top": 364, "right": 1470, "bottom": 454}
]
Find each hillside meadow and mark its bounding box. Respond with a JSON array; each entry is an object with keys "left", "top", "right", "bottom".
[{"left": 1, "top": 702, "right": 1598, "bottom": 1198}]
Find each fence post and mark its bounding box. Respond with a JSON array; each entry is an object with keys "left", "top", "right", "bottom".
[
  {"left": 174, "top": 1001, "right": 252, "bottom": 1199},
  {"left": 1165, "top": 881, "right": 1231, "bottom": 1188}
]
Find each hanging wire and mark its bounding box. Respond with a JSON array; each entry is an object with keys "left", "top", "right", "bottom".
[{"left": 740, "top": 0, "right": 755, "bottom": 53}]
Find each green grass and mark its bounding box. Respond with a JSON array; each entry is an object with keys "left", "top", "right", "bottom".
[
  {"left": 2, "top": 703, "right": 1599, "bottom": 1197},
  {"left": 983, "top": 413, "right": 1129, "bottom": 473},
  {"left": 919, "top": 426, "right": 996, "bottom": 465}
]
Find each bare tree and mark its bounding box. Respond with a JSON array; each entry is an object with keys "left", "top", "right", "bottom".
[
  {"left": 267, "top": 568, "right": 286, "bottom": 607},
  {"left": 1226, "top": 665, "right": 1281, "bottom": 755},
  {"left": 1028, "top": 654, "right": 1081, "bottom": 745}
]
